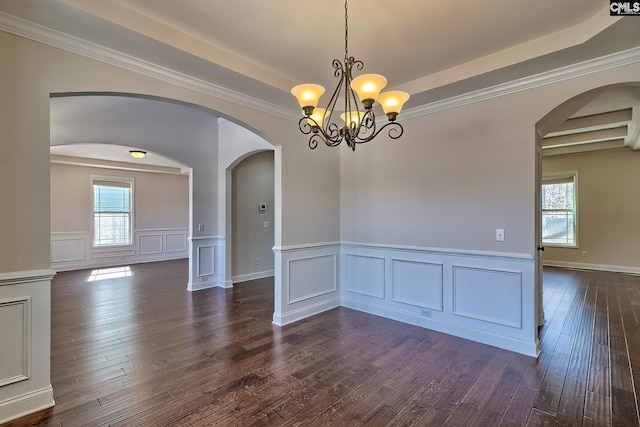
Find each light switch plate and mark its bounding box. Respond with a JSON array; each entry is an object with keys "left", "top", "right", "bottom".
[{"left": 496, "top": 229, "right": 505, "bottom": 242}]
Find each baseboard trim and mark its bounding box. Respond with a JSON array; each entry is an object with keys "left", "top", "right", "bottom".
[
  {"left": 341, "top": 298, "right": 539, "bottom": 357},
  {"left": 232, "top": 270, "right": 275, "bottom": 284},
  {"left": 0, "top": 385, "right": 55, "bottom": 424},
  {"left": 544, "top": 260, "right": 640, "bottom": 275},
  {"left": 186, "top": 279, "right": 219, "bottom": 292},
  {"left": 272, "top": 298, "right": 340, "bottom": 327}
]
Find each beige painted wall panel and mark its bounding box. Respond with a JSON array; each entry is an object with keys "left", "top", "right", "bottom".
[
  {"left": 543, "top": 149, "right": 640, "bottom": 268},
  {"left": 232, "top": 151, "right": 274, "bottom": 277},
  {"left": 51, "top": 163, "right": 188, "bottom": 233},
  {"left": 340, "top": 92, "right": 539, "bottom": 254},
  {"left": 0, "top": 32, "right": 51, "bottom": 271},
  {"left": 134, "top": 172, "right": 189, "bottom": 229}
]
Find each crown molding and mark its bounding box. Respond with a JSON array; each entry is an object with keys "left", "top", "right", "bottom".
[
  {"left": 2, "top": 11, "right": 640, "bottom": 123},
  {"left": 402, "top": 46, "right": 640, "bottom": 120},
  {"left": 0, "top": 11, "right": 299, "bottom": 121}
]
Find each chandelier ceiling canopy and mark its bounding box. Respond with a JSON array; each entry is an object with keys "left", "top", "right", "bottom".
[{"left": 291, "top": 0, "right": 410, "bottom": 151}]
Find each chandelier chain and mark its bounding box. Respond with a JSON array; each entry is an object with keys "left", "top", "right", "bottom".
[{"left": 344, "top": 0, "right": 349, "bottom": 61}]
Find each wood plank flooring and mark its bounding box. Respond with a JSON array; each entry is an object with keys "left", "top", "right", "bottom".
[{"left": 6, "top": 260, "right": 640, "bottom": 426}]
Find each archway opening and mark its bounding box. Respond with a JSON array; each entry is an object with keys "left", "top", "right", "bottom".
[{"left": 534, "top": 82, "right": 640, "bottom": 333}]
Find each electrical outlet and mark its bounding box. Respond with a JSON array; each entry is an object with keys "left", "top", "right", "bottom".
[
  {"left": 254, "top": 257, "right": 260, "bottom": 265},
  {"left": 198, "top": 223, "right": 204, "bottom": 232},
  {"left": 420, "top": 309, "right": 432, "bottom": 318},
  {"left": 581, "top": 251, "right": 587, "bottom": 257}
]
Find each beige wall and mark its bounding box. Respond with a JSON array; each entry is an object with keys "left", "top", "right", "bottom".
[
  {"left": 51, "top": 163, "right": 188, "bottom": 233},
  {"left": 543, "top": 149, "right": 640, "bottom": 269},
  {"left": 231, "top": 151, "right": 274, "bottom": 278}
]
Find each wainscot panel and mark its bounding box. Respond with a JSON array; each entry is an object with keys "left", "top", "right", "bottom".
[
  {"left": 197, "top": 245, "right": 215, "bottom": 277},
  {"left": 50, "top": 232, "right": 87, "bottom": 263},
  {"left": 452, "top": 266, "right": 522, "bottom": 328},
  {"left": 0, "top": 297, "right": 31, "bottom": 387},
  {"left": 51, "top": 229, "right": 188, "bottom": 272},
  {"left": 273, "top": 243, "right": 340, "bottom": 326},
  {"left": 344, "top": 254, "right": 385, "bottom": 299},
  {"left": 187, "top": 236, "right": 226, "bottom": 291},
  {"left": 391, "top": 259, "right": 443, "bottom": 311},
  {"left": 340, "top": 242, "right": 538, "bottom": 357},
  {"left": 138, "top": 234, "right": 163, "bottom": 256},
  {"left": 0, "top": 270, "right": 55, "bottom": 424}
]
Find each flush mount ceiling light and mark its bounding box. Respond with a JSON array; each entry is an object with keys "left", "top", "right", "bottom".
[
  {"left": 291, "top": 0, "right": 410, "bottom": 151},
  {"left": 129, "top": 150, "right": 146, "bottom": 159}
]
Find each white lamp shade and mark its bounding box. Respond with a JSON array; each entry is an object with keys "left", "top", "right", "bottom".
[
  {"left": 377, "top": 91, "right": 410, "bottom": 115},
  {"left": 350, "top": 74, "right": 387, "bottom": 103},
  {"left": 291, "top": 84, "right": 325, "bottom": 109}
]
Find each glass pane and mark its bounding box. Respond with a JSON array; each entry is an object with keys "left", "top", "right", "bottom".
[
  {"left": 93, "top": 182, "right": 131, "bottom": 246},
  {"left": 94, "top": 185, "right": 130, "bottom": 212},
  {"left": 542, "top": 182, "right": 574, "bottom": 210},
  {"left": 94, "top": 213, "right": 131, "bottom": 246},
  {"left": 542, "top": 210, "right": 574, "bottom": 245}
]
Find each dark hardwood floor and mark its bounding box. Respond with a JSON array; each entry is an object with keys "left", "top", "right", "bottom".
[{"left": 6, "top": 260, "right": 640, "bottom": 426}]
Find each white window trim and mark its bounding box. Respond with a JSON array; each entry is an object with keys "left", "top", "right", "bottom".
[
  {"left": 90, "top": 175, "right": 135, "bottom": 249},
  {"left": 542, "top": 171, "right": 578, "bottom": 248}
]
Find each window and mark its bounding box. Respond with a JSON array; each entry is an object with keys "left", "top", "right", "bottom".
[
  {"left": 92, "top": 177, "right": 133, "bottom": 246},
  {"left": 542, "top": 173, "right": 577, "bottom": 247}
]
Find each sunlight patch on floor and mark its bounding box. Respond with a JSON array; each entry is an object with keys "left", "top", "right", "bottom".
[{"left": 87, "top": 266, "right": 133, "bottom": 282}]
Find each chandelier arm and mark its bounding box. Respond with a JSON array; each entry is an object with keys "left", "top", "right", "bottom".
[
  {"left": 308, "top": 135, "right": 319, "bottom": 150},
  {"left": 332, "top": 59, "right": 342, "bottom": 78},
  {"left": 353, "top": 121, "right": 405, "bottom": 143},
  {"left": 352, "top": 58, "right": 364, "bottom": 72},
  {"left": 297, "top": 116, "right": 315, "bottom": 135},
  {"left": 320, "top": 61, "right": 346, "bottom": 144},
  {"left": 347, "top": 108, "right": 376, "bottom": 142}
]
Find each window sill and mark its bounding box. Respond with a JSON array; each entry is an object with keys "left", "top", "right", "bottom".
[{"left": 91, "top": 244, "right": 135, "bottom": 250}]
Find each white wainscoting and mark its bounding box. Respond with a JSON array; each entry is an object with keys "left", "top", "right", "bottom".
[
  {"left": 340, "top": 242, "right": 538, "bottom": 357},
  {"left": 272, "top": 242, "right": 340, "bottom": 326},
  {"left": 0, "top": 270, "right": 55, "bottom": 424},
  {"left": 188, "top": 236, "right": 227, "bottom": 291},
  {"left": 51, "top": 228, "right": 188, "bottom": 271}
]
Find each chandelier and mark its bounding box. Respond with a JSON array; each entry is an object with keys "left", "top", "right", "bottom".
[{"left": 291, "top": 0, "right": 410, "bottom": 151}]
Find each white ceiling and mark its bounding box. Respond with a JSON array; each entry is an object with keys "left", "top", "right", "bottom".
[
  {"left": 49, "top": 95, "right": 216, "bottom": 171},
  {"left": 2, "top": 0, "right": 640, "bottom": 161}
]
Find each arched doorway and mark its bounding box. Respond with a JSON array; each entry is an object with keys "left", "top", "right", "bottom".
[
  {"left": 535, "top": 82, "right": 640, "bottom": 333},
  {"left": 50, "top": 93, "right": 282, "bottom": 296}
]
